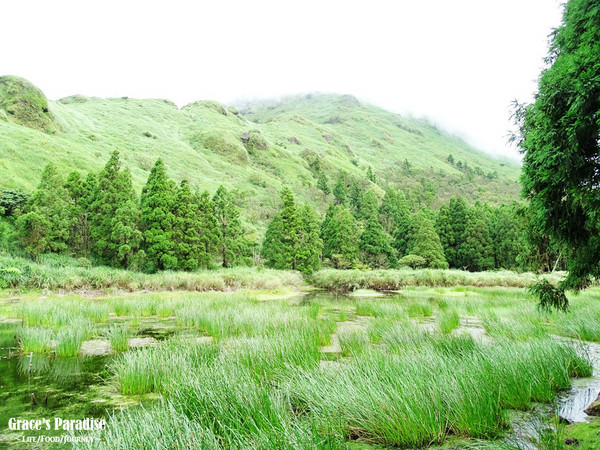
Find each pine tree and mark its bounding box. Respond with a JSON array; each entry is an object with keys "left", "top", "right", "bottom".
[
  {"left": 262, "top": 187, "right": 303, "bottom": 270},
  {"left": 491, "top": 204, "right": 522, "bottom": 269},
  {"left": 213, "top": 185, "right": 244, "bottom": 268},
  {"left": 140, "top": 159, "right": 177, "bottom": 271},
  {"left": 64, "top": 171, "right": 96, "bottom": 257},
  {"left": 295, "top": 205, "right": 323, "bottom": 275},
  {"left": 90, "top": 151, "right": 144, "bottom": 269},
  {"left": 262, "top": 213, "right": 287, "bottom": 269},
  {"left": 447, "top": 196, "right": 469, "bottom": 268},
  {"left": 172, "top": 180, "right": 202, "bottom": 271},
  {"left": 317, "top": 171, "right": 331, "bottom": 195},
  {"left": 17, "top": 163, "right": 72, "bottom": 257},
  {"left": 366, "top": 166, "right": 376, "bottom": 183},
  {"left": 348, "top": 180, "right": 364, "bottom": 217},
  {"left": 515, "top": 0, "right": 600, "bottom": 291},
  {"left": 391, "top": 192, "right": 412, "bottom": 258},
  {"left": 333, "top": 171, "right": 347, "bottom": 205},
  {"left": 359, "top": 212, "right": 395, "bottom": 268},
  {"left": 435, "top": 204, "right": 454, "bottom": 266},
  {"left": 379, "top": 188, "right": 398, "bottom": 234},
  {"left": 321, "top": 205, "right": 360, "bottom": 269},
  {"left": 410, "top": 216, "right": 448, "bottom": 269},
  {"left": 196, "top": 190, "right": 219, "bottom": 268},
  {"left": 360, "top": 191, "right": 379, "bottom": 220},
  {"left": 459, "top": 215, "right": 494, "bottom": 271}
]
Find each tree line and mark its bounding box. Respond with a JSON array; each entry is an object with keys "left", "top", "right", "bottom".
[
  {"left": 3, "top": 154, "right": 561, "bottom": 275},
  {"left": 11, "top": 151, "right": 250, "bottom": 271},
  {"left": 260, "top": 172, "right": 547, "bottom": 275}
]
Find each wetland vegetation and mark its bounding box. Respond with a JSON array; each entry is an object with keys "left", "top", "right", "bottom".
[{"left": 1, "top": 286, "right": 600, "bottom": 448}]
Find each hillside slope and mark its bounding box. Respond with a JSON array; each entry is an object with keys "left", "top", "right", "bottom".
[{"left": 0, "top": 76, "right": 521, "bottom": 239}]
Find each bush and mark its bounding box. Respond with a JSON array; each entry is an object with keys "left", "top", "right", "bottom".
[{"left": 398, "top": 255, "right": 427, "bottom": 269}]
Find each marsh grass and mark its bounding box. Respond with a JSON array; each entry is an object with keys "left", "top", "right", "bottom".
[
  {"left": 54, "top": 324, "right": 90, "bottom": 357},
  {"left": 104, "top": 325, "right": 130, "bottom": 352},
  {"left": 6, "top": 286, "right": 599, "bottom": 449},
  {"left": 338, "top": 328, "right": 369, "bottom": 356},
  {"left": 438, "top": 309, "right": 460, "bottom": 334},
  {"left": 311, "top": 268, "right": 564, "bottom": 290},
  {"left": 18, "top": 326, "right": 53, "bottom": 353},
  {"left": 0, "top": 254, "right": 303, "bottom": 291}
]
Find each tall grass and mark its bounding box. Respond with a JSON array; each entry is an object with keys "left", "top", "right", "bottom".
[
  {"left": 311, "top": 268, "right": 565, "bottom": 290},
  {"left": 0, "top": 254, "right": 303, "bottom": 291},
  {"left": 286, "top": 338, "right": 590, "bottom": 448},
  {"left": 104, "top": 325, "right": 130, "bottom": 352},
  {"left": 18, "top": 326, "right": 54, "bottom": 353},
  {"left": 55, "top": 327, "right": 88, "bottom": 357},
  {"left": 438, "top": 309, "right": 460, "bottom": 334}
]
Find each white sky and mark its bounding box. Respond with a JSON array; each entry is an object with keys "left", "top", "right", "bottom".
[{"left": 3, "top": 0, "right": 564, "bottom": 160}]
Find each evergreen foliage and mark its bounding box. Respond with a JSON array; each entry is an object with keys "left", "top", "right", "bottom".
[
  {"left": 262, "top": 189, "right": 323, "bottom": 274},
  {"left": 359, "top": 212, "right": 395, "bottom": 268},
  {"left": 390, "top": 192, "right": 412, "bottom": 258},
  {"left": 295, "top": 205, "right": 323, "bottom": 275},
  {"left": 16, "top": 163, "right": 71, "bottom": 258},
  {"left": 515, "top": 0, "right": 600, "bottom": 291},
  {"left": 410, "top": 216, "right": 448, "bottom": 269},
  {"left": 333, "top": 171, "right": 347, "bottom": 205},
  {"left": 321, "top": 205, "right": 360, "bottom": 269},
  {"left": 89, "top": 151, "right": 144, "bottom": 269},
  {"left": 196, "top": 190, "right": 220, "bottom": 269},
  {"left": 140, "top": 159, "right": 177, "bottom": 271},
  {"left": 64, "top": 171, "right": 96, "bottom": 257},
  {"left": 366, "top": 166, "right": 376, "bottom": 183},
  {"left": 172, "top": 180, "right": 203, "bottom": 271},
  {"left": 446, "top": 196, "right": 469, "bottom": 268},
  {"left": 213, "top": 185, "right": 244, "bottom": 268},
  {"left": 317, "top": 171, "right": 331, "bottom": 195},
  {"left": 459, "top": 215, "right": 494, "bottom": 272}
]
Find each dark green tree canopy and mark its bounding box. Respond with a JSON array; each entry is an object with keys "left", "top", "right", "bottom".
[{"left": 516, "top": 0, "right": 600, "bottom": 290}]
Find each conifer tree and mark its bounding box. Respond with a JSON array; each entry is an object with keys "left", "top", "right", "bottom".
[
  {"left": 366, "top": 166, "right": 376, "bottom": 183},
  {"left": 90, "top": 151, "right": 144, "bottom": 269},
  {"left": 64, "top": 171, "right": 96, "bottom": 257},
  {"left": 262, "top": 213, "right": 286, "bottom": 269},
  {"left": 17, "top": 163, "right": 72, "bottom": 258},
  {"left": 435, "top": 204, "right": 454, "bottom": 266},
  {"left": 262, "top": 187, "right": 302, "bottom": 270},
  {"left": 333, "top": 171, "right": 347, "bottom": 205},
  {"left": 379, "top": 188, "right": 398, "bottom": 234},
  {"left": 391, "top": 192, "right": 412, "bottom": 258},
  {"left": 459, "top": 215, "right": 494, "bottom": 271},
  {"left": 410, "top": 217, "right": 448, "bottom": 269},
  {"left": 348, "top": 180, "right": 364, "bottom": 217},
  {"left": 172, "top": 180, "right": 202, "bottom": 271},
  {"left": 295, "top": 205, "right": 323, "bottom": 275},
  {"left": 140, "top": 159, "right": 177, "bottom": 271},
  {"left": 359, "top": 212, "right": 395, "bottom": 268},
  {"left": 491, "top": 204, "right": 522, "bottom": 269},
  {"left": 213, "top": 185, "right": 244, "bottom": 268},
  {"left": 317, "top": 171, "right": 331, "bottom": 195},
  {"left": 360, "top": 191, "right": 379, "bottom": 220},
  {"left": 332, "top": 206, "right": 360, "bottom": 269},
  {"left": 447, "top": 196, "right": 469, "bottom": 268},
  {"left": 321, "top": 205, "right": 360, "bottom": 269},
  {"left": 196, "top": 190, "right": 219, "bottom": 268}
]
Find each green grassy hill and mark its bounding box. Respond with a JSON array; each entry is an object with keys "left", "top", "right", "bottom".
[{"left": 0, "top": 76, "right": 521, "bottom": 240}]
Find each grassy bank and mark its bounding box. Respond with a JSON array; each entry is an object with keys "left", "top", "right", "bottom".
[
  {"left": 0, "top": 254, "right": 302, "bottom": 292},
  {"left": 310, "top": 268, "right": 565, "bottom": 290}
]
